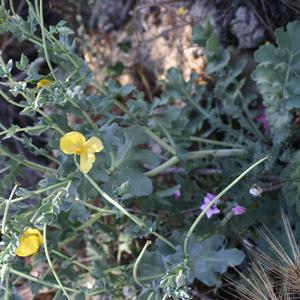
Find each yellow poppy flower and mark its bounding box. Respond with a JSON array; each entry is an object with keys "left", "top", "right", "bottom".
[
  {"left": 177, "top": 6, "right": 187, "bottom": 16},
  {"left": 37, "top": 79, "right": 53, "bottom": 89},
  {"left": 60, "top": 131, "right": 104, "bottom": 173},
  {"left": 15, "top": 228, "right": 43, "bottom": 257}
]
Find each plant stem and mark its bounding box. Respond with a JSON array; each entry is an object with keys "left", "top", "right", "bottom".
[
  {"left": 0, "top": 125, "right": 47, "bottom": 137},
  {"left": 77, "top": 165, "right": 176, "bottom": 249},
  {"left": 0, "top": 147, "right": 55, "bottom": 174},
  {"left": 79, "top": 168, "right": 145, "bottom": 228},
  {"left": 10, "top": 268, "right": 78, "bottom": 293},
  {"left": 190, "top": 136, "right": 243, "bottom": 148},
  {"left": 11, "top": 180, "right": 69, "bottom": 203},
  {"left": 152, "top": 232, "right": 176, "bottom": 250},
  {"left": 133, "top": 240, "right": 152, "bottom": 288},
  {"left": 183, "top": 156, "right": 268, "bottom": 257},
  {"left": 184, "top": 91, "right": 209, "bottom": 118},
  {"left": 145, "top": 149, "right": 246, "bottom": 177},
  {"left": 51, "top": 249, "right": 92, "bottom": 273},
  {"left": 39, "top": 0, "right": 57, "bottom": 81},
  {"left": 143, "top": 126, "right": 176, "bottom": 155},
  {"left": 66, "top": 97, "right": 98, "bottom": 130},
  {"left": 43, "top": 224, "right": 71, "bottom": 300},
  {"left": 75, "top": 199, "right": 115, "bottom": 216},
  {"left": 1, "top": 183, "right": 18, "bottom": 235},
  {"left": 155, "top": 117, "right": 177, "bottom": 150}
]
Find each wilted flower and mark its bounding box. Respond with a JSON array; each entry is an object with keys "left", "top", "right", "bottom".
[
  {"left": 37, "top": 79, "right": 53, "bottom": 89},
  {"left": 200, "top": 193, "right": 220, "bottom": 218},
  {"left": 60, "top": 131, "right": 103, "bottom": 173},
  {"left": 16, "top": 228, "right": 43, "bottom": 257},
  {"left": 232, "top": 204, "right": 246, "bottom": 216}
]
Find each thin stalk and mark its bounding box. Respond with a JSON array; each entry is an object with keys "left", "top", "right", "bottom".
[
  {"left": 152, "top": 232, "right": 176, "bottom": 250},
  {"left": 35, "top": 108, "right": 65, "bottom": 135},
  {"left": 78, "top": 166, "right": 145, "bottom": 228},
  {"left": 39, "top": 0, "right": 57, "bottom": 81},
  {"left": 0, "top": 125, "right": 47, "bottom": 137},
  {"left": 4, "top": 275, "right": 10, "bottom": 300},
  {"left": 11, "top": 180, "right": 69, "bottom": 203},
  {"left": 75, "top": 199, "right": 115, "bottom": 216},
  {"left": 77, "top": 162, "right": 176, "bottom": 249},
  {"left": 183, "top": 156, "right": 268, "bottom": 257},
  {"left": 2, "top": 183, "right": 18, "bottom": 235},
  {"left": 145, "top": 149, "right": 246, "bottom": 177},
  {"left": 184, "top": 91, "right": 209, "bottom": 118},
  {"left": 43, "top": 224, "right": 71, "bottom": 300},
  {"left": 190, "top": 136, "right": 243, "bottom": 148},
  {"left": 51, "top": 250, "right": 92, "bottom": 273},
  {"left": 0, "top": 88, "right": 26, "bottom": 108},
  {"left": 155, "top": 118, "right": 176, "bottom": 150},
  {"left": 146, "top": 292, "right": 154, "bottom": 300},
  {"left": 133, "top": 240, "right": 152, "bottom": 288},
  {"left": 143, "top": 126, "right": 176, "bottom": 155},
  {"left": 0, "top": 147, "right": 55, "bottom": 174},
  {"left": 10, "top": 268, "right": 78, "bottom": 293},
  {"left": 66, "top": 97, "right": 97, "bottom": 130}
]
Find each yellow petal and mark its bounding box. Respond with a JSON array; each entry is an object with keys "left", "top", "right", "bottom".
[
  {"left": 24, "top": 228, "right": 43, "bottom": 244},
  {"left": 15, "top": 229, "right": 43, "bottom": 257},
  {"left": 86, "top": 137, "right": 104, "bottom": 153},
  {"left": 80, "top": 151, "right": 95, "bottom": 173},
  {"left": 60, "top": 131, "right": 86, "bottom": 155},
  {"left": 37, "top": 79, "right": 53, "bottom": 89}
]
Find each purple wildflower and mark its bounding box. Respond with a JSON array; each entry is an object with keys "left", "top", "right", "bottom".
[
  {"left": 200, "top": 193, "right": 220, "bottom": 219},
  {"left": 173, "top": 189, "right": 181, "bottom": 199},
  {"left": 256, "top": 105, "right": 269, "bottom": 133},
  {"left": 232, "top": 204, "right": 246, "bottom": 216}
]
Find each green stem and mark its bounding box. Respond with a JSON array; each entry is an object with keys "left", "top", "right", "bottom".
[
  {"left": 190, "top": 136, "right": 243, "bottom": 148},
  {"left": 152, "top": 232, "right": 176, "bottom": 250},
  {"left": 0, "top": 125, "right": 47, "bottom": 137},
  {"left": 43, "top": 224, "right": 71, "bottom": 300},
  {"left": 51, "top": 250, "right": 92, "bottom": 273},
  {"left": 146, "top": 292, "right": 154, "bottom": 300},
  {"left": 183, "top": 156, "right": 268, "bottom": 257},
  {"left": 162, "top": 293, "right": 169, "bottom": 300},
  {"left": 39, "top": 0, "right": 57, "bottom": 81},
  {"left": 0, "top": 147, "right": 55, "bottom": 174},
  {"left": 77, "top": 165, "right": 176, "bottom": 249},
  {"left": 10, "top": 268, "right": 78, "bottom": 293},
  {"left": 155, "top": 118, "right": 176, "bottom": 150},
  {"left": 145, "top": 149, "right": 246, "bottom": 177},
  {"left": 11, "top": 180, "right": 69, "bottom": 203},
  {"left": 184, "top": 91, "right": 209, "bottom": 118},
  {"left": 4, "top": 270, "right": 10, "bottom": 300},
  {"left": 76, "top": 199, "right": 115, "bottom": 216},
  {"left": 0, "top": 88, "right": 26, "bottom": 108},
  {"left": 143, "top": 126, "right": 176, "bottom": 155},
  {"left": 66, "top": 97, "right": 98, "bottom": 130},
  {"left": 79, "top": 167, "right": 145, "bottom": 228},
  {"left": 1, "top": 183, "right": 18, "bottom": 235},
  {"left": 133, "top": 240, "right": 152, "bottom": 288}
]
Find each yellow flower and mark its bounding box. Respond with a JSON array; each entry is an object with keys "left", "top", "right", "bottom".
[
  {"left": 177, "top": 6, "right": 187, "bottom": 16},
  {"left": 60, "top": 131, "right": 104, "bottom": 173},
  {"left": 15, "top": 228, "right": 43, "bottom": 257},
  {"left": 37, "top": 79, "right": 53, "bottom": 89}
]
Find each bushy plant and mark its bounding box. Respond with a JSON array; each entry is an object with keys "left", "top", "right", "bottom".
[{"left": 0, "top": 1, "right": 300, "bottom": 299}]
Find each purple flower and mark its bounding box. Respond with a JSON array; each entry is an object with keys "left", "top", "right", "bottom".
[
  {"left": 232, "top": 204, "right": 246, "bottom": 216},
  {"left": 200, "top": 193, "right": 220, "bottom": 219},
  {"left": 173, "top": 189, "right": 181, "bottom": 199},
  {"left": 256, "top": 105, "right": 269, "bottom": 133}
]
